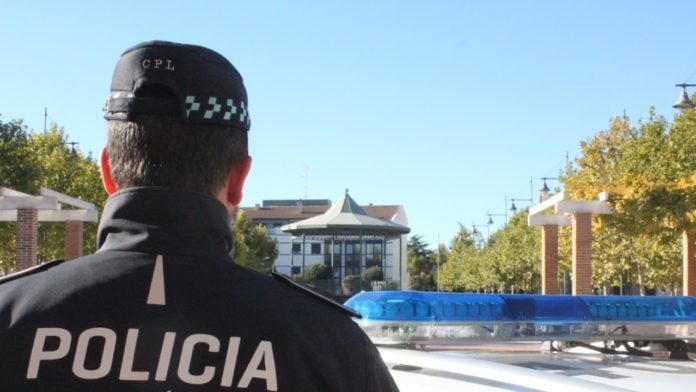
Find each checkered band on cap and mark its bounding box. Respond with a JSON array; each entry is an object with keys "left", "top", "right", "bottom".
[{"left": 104, "top": 40, "right": 250, "bottom": 131}]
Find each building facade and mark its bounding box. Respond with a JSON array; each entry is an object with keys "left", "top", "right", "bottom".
[{"left": 241, "top": 198, "right": 409, "bottom": 290}]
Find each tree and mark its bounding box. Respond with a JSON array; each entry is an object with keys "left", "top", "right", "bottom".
[
  {"left": 435, "top": 108, "right": 693, "bottom": 295},
  {"left": 32, "top": 126, "right": 106, "bottom": 261},
  {"left": 562, "top": 110, "right": 694, "bottom": 292},
  {"left": 361, "top": 265, "right": 384, "bottom": 282},
  {"left": 432, "top": 243, "right": 449, "bottom": 291},
  {"left": 0, "top": 119, "right": 106, "bottom": 272},
  {"left": 487, "top": 210, "right": 540, "bottom": 293},
  {"left": 440, "top": 224, "right": 484, "bottom": 292},
  {"left": 304, "top": 263, "right": 333, "bottom": 280},
  {"left": 301, "top": 262, "right": 335, "bottom": 295},
  {"left": 0, "top": 118, "right": 35, "bottom": 272},
  {"left": 406, "top": 234, "right": 436, "bottom": 290},
  {"left": 232, "top": 209, "right": 278, "bottom": 273},
  {"left": 0, "top": 118, "right": 40, "bottom": 192}
]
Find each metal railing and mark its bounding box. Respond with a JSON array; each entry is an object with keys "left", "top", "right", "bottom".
[{"left": 294, "top": 277, "right": 401, "bottom": 302}]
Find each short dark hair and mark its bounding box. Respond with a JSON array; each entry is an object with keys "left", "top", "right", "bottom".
[{"left": 106, "top": 115, "right": 248, "bottom": 195}]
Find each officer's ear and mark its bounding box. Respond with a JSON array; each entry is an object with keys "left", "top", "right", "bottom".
[
  {"left": 100, "top": 148, "right": 118, "bottom": 195},
  {"left": 224, "top": 155, "right": 252, "bottom": 208}
]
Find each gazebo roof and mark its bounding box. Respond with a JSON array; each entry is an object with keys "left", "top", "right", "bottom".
[{"left": 281, "top": 190, "right": 410, "bottom": 237}]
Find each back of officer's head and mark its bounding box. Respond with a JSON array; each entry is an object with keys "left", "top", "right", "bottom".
[{"left": 104, "top": 41, "right": 250, "bottom": 196}]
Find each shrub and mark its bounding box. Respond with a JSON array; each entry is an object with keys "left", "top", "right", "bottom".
[
  {"left": 342, "top": 275, "right": 361, "bottom": 295},
  {"left": 361, "top": 266, "right": 383, "bottom": 282},
  {"left": 303, "top": 263, "right": 333, "bottom": 280}
]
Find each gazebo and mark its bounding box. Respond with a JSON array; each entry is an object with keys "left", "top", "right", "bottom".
[{"left": 281, "top": 190, "right": 410, "bottom": 291}]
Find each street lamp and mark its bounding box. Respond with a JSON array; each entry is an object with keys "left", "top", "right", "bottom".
[
  {"left": 673, "top": 83, "right": 696, "bottom": 111},
  {"left": 539, "top": 177, "right": 559, "bottom": 200},
  {"left": 509, "top": 198, "right": 532, "bottom": 213},
  {"left": 472, "top": 223, "right": 490, "bottom": 246},
  {"left": 487, "top": 211, "right": 507, "bottom": 225},
  {"left": 66, "top": 141, "right": 79, "bottom": 153},
  {"left": 472, "top": 223, "right": 489, "bottom": 239},
  {"left": 486, "top": 196, "right": 509, "bottom": 226}
]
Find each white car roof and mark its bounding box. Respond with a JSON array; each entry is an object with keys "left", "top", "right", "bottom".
[{"left": 381, "top": 343, "right": 696, "bottom": 391}]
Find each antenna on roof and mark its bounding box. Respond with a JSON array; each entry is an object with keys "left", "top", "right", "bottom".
[{"left": 302, "top": 165, "right": 309, "bottom": 199}]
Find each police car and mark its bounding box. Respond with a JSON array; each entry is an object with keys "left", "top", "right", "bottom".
[{"left": 345, "top": 291, "right": 696, "bottom": 391}]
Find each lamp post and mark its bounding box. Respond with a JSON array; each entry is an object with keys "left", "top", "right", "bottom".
[
  {"left": 486, "top": 196, "right": 509, "bottom": 226},
  {"left": 539, "top": 177, "right": 559, "bottom": 201},
  {"left": 472, "top": 223, "right": 489, "bottom": 238},
  {"left": 509, "top": 198, "right": 533, "bottom": 214},
  {"left": 435, "top": 237, "right": 442, "bottom": 292},
  {"left": 673, "top": 83, "right": 696, "bottom": 111},
  {"left": 472, "top": 223, "right": 489, "bottom": 246},
  {"left": 673, "top": 83, "right": 696, "bottom": 295},
  {"left": 487, "top": 211, "right": 507, "bottom": 225},
  {"left": 66, "top": 141, "right": 79, "bottom": 154}
]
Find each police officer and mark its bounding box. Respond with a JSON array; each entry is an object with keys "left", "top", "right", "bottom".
[{"left": 0, "top": 41, "right": 399, "bottom": 391}]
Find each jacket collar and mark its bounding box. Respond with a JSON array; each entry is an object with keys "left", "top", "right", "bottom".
[{"left": 97, "top": 187, "right": 234, "bottom": 258}]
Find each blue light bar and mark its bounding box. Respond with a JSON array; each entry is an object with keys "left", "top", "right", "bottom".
[
  {"left": 344, "top": 292, "right": 696, "bottom": 344},
  {"left": 353, "top": 291, "right": 509, "bottom": 322}
]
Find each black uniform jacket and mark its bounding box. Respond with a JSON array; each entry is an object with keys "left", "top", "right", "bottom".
[{"left": 0, "top": 187, "right": 399, "bottom": 391}]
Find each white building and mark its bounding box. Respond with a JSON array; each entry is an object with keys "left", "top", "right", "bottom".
[{"left": 241, "top": 191, "right": 409, "bottom": 290}]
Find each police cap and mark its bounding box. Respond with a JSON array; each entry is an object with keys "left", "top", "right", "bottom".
[{"left": 104, "top": 40, "right": 250, "bottom": 130}]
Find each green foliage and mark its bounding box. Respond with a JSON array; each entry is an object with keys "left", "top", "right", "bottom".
[
  {"left": 33, "top": 126, "right": 106, "bottom": 262},
  {"left": 0, "top": 119, "right": 106, "bottom": 273},
  {"left": 561, "top": 109, "right": 696, "bottom": 292},
  {"left": 487, "top": 211, "right": 540, "bottom": 293},
  {"left": 440, "top": 225, "right": 478, "bottom": 291},
  {"left": 304, "top": 263, "right": 333, "bottom": 280},
  {"left": 0, "top": 118, "right": 41, "bottom": 192},
  {"left": 432, "top": 243, "right": 448, "bottom": 290},
  {"left": 232, "top": 209, "right": 278, "bottom": 273},
  {"left": 431, "top": 107, "right": 694, "bottom": 294},
  {"left": 406, "top": 234, "right": 437, "bottom": 290},
  {"left": 361, "top": 265, "right": 384, "bottom": 282},
  {"left": 439, "top": 215, "right": 541, "bottom": 293}
]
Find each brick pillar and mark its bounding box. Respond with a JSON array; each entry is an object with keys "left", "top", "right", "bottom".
[
  {"left": 16, "top": 208, "right": 38, "bottom": 272},
  {"left": 64, "top": 220, "right": 84, "bottom": 261},
  {"left": 683, "top": 230, "right": 696, "bottom": 296},
  {"left": 572, "top": 212, "right": 593, "bottom": 295},
  {"left": 541, "top": 225, "right": 560, "bottom": 294}
]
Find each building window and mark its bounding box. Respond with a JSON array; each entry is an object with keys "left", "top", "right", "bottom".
[
  {"left": 324, "top": 241, "right": 342, "bottom": 278},
  {"left": 311, "top": 243, "right": 321, "bottom": 255},
  {"left": 345, "top": 242, "right": 361, "bottom": 276},
  {"left": 291, "top": 266, "right": 301, "bottom": 275},
  {"left": 365, "top": 241, "right": 383, "bottom": 269},
  {"left": 292, "top": 243, "right": 301, "bottom": 254}
]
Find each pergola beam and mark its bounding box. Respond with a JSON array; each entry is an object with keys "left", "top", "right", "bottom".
[
  {"left": 528, "top": 214, "right": 571, "bottom": 226},
  {"left": 41, "top": 187, "right": 96, "bottom": 210},
  {"left": 556, "top": 200, "right": 612, "bottom": 215},
  {"left": 0, "top": 191, "right": 59, "bottom": 210},
  {"left": 0, "top": 188, "right": 98, "bottom": 271},
  {"left": 0, "top": 210, "right": 98, "bottom": 222}
]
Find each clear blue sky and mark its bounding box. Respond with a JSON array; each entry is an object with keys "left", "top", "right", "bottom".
[{"left": 2, "top": 1, "right": 695, "bottom": 248}]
